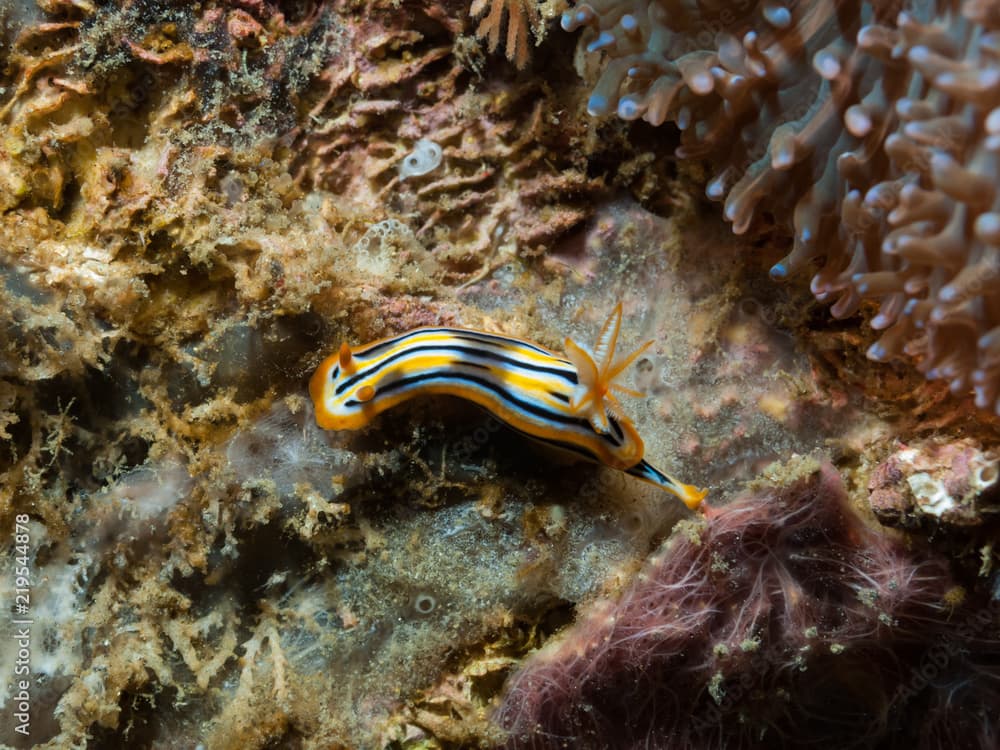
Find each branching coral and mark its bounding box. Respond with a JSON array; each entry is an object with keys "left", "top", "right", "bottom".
[
  {"left": 497, "top": 460, "right": 1000, "bottom": 748},
  {"left": 561, "top": 0, "right": 1000, "bottom": 415},
  {"left": 471, "top": 0, "right": 542, "bottom": 69}
]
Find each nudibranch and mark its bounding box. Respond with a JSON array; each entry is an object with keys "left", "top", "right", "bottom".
[{"left": 309, "top": 305, "right": 707, "bottom": 509}]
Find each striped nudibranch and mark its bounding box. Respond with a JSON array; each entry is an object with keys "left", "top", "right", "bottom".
[{"left": 309, "top": 304, "right": 707, "bottom": 509}]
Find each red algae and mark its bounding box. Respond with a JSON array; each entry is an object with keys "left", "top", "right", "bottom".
[{"left": 498, "top": 460, "right": 1000, "bottom": 749}]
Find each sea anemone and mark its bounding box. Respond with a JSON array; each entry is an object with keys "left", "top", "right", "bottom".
[
  {"left": 496, "top": 460, "right": 1000, "bottom": 748},
  {"left": 561, "top": 0, "right": 1000, "bottom": 414}
]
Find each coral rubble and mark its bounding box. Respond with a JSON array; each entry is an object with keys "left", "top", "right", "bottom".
[
  {"left": 869, "top": 438, "right": 1000, "bottom": 528},
  {"left": 561, "top": 0, "right": 1000, "bottom": 414},
  {"left": 867, "top": 438, "right": 1000, "bottom": 581}
]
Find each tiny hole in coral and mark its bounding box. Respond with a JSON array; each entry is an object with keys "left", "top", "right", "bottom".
[
  {"left": 739, "top": 298, "right": 761, "bottom": 317},
  {"left": 976, "top": 461, "right": 998, "bottom": 487},
  {"left": 413, "top": 593, "right": 436, "bottom": 615}
]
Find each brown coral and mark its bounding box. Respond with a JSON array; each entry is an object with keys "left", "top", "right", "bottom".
[
  {"left": 289, "top": 0, "right": 608, "bottom": 276},
  {"left": 471, "top": 0, "right": 541, "bottom": 69},
  {"left": 561, "top": 0, "right": 1000, "bottom": 415}
]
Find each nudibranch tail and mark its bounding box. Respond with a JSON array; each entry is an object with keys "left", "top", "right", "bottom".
[{"left": 627, "top": 459, "right": 708, "bottom": 510}]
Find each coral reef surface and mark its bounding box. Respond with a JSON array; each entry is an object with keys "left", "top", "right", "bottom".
[
  {"left": 869, "top": 437, "right": 1000, "bottom": 528},
  {"left": 0, "top": 0, "right": 997, "bottom": 748}
]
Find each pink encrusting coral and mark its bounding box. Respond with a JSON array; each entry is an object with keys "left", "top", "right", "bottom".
[
  {"left": 869, "top": 438, "right": 1000, "bottom": 529},
  {"left": 561, "top": 0, "right": 1000, "bottom": 415},
  {"left": 496, "top": 461, "right": 1000, "bottom": 749}
]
